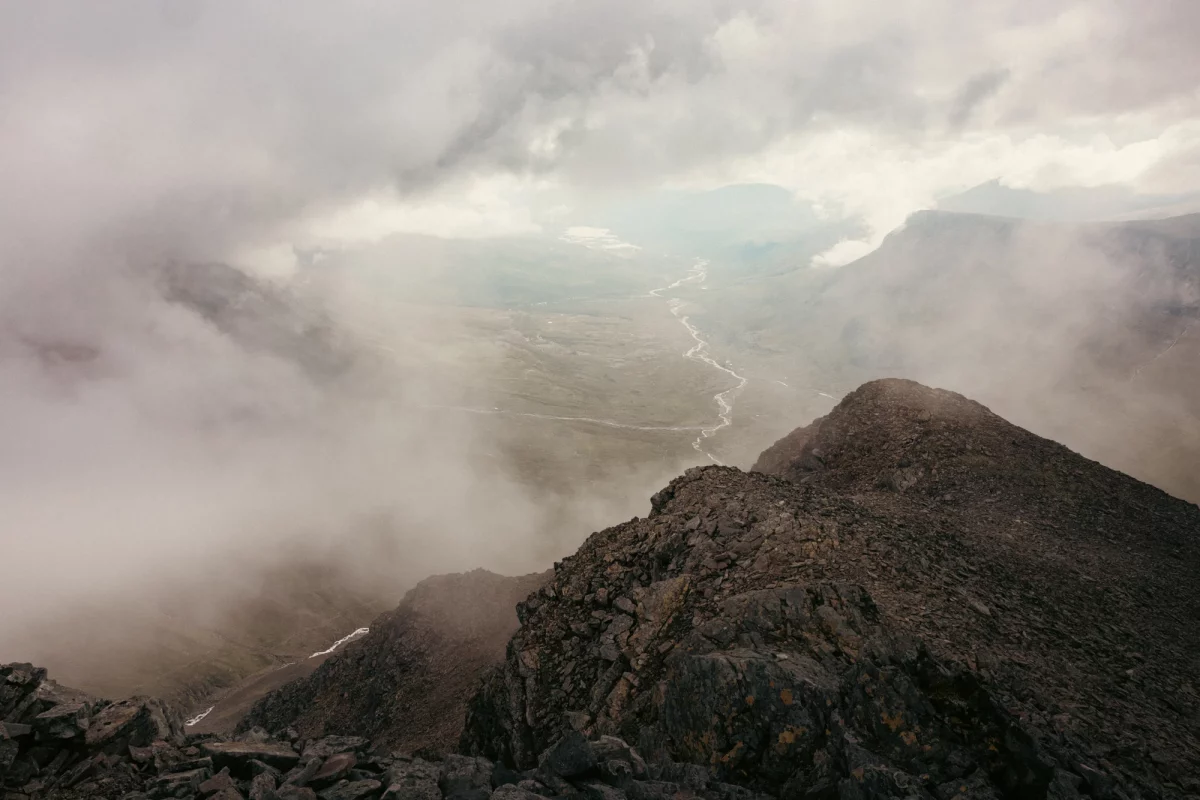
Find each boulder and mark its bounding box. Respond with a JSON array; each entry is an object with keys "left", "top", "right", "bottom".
[
  {"left": 273, "top": 786, "right": 319, "bottom": 800},
  {"left": 86, "top": 697, "right": 178, "bottom": 753},
  {"left": 311, "top": 753, "right": 357, "bottom": 787},
  {"left": 538, "top": 732, "right": 597, "bottom": 779},
  {"left": 199, "top": 766, "right": 240, "bottom": 795},
  {"left": 316, "top": 778, "right": 383, "bottom": 800},
  {"left": 438, "top": 754, "right": 493, "bottom": 798},
  {"left": 382, "top": 758, "right": 441, "bottom": 800},
  {"left": 303, "top": 736, "right": 370, "bottom": 759},
  {"left": 248, "top": 770, "right": 278, "bottom": 800},
  {"left": 490, "top": 787, "right": 544, "bottom": 800},
  {"left": 33, "top": 701, "right": 90, "bottom": 741},
  {"left": 148, "top": 766, "right": 212, "bottom": 798},
  {"left": 202, "top": 740, "right": 301, "bottom": 774}
]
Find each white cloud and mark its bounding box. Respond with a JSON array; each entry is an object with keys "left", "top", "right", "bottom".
[{"left": 560, "top": 226, "right": 642, "bottom": 253}]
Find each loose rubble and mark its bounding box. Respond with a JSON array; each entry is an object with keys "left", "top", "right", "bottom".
[
  {"left": 461, "top": 380, "right": 1200, "bottom": 799},
  {"left": 2, "top": 661, "right": 766, "bottom": 800}
]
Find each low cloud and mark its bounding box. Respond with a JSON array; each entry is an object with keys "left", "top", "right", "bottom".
[{"left": 1, "top": 0, "right": 1197, "bottom": 692}]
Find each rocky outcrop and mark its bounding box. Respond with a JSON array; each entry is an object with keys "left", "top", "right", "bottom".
[
  {"left": 7, "top": 379, "right": 1200, "bottom": 799},
  {"left": 0, "top": 661, "right": 185, "bottom": 798},
  {"left": 748, "top": 415, "right": 824, "bottom": 477},
  {"left": 237, "top": 570, "right": 549, "bottom": 754},
  {"left": 461, "top": 380, "right": 1200, "bottom": 799},
  {"left": 2, "top": 660, "right": 757, "bottom": 800}
]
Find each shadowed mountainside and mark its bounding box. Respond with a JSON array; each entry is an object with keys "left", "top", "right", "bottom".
[
  {"left": 235, "top": 569, "right": 550, "bottom": 754},
  {"left": 462, "top": 379, "right": 1200, "bottom": 798}
]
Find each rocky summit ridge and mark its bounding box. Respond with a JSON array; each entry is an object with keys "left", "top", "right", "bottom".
[{"left": 3, "top": 379, "right": 1198, "bottom": 800}]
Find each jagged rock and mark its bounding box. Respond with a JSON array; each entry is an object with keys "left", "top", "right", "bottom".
[
  {"left": 588, "top": 782, "right": 632, "bottom": 800},
  {"left": 85, "top": 697, "right": 178, "bottom": 753},
  {"left": 239, "top": 570, "right": 549, "bottom": 754},
  {"left": 488, "top": 762, "right": 523, "bottom": 790},
  {"left": 311, "top": 753, "right": 357, "bottom": 787},
  {"left": 438, "top": 754, "right": 493, "bottom": 798},
  {"left": 200, "top": 767, "right": 240, "bottom": 795},
  {"left": 489, "top": 786, "right": 543, "bottom": 800},
  {"left": 32, "top": 702, "right": 89, "bottom": 741},
  {"left": 316, "top": 778, "right": 382, "bottom": 799},
  {"left": 202, "top": 741, "right": 301, "bottom": 774},
  {"left": 210, "top": 789, "right": 248, "bottom": 800},
  {"left": 249, "top": 759, "right": 284, "bottom": 780},
  {"left": 284, "top": 757, "right": 323, "bottom": 787},
  {"left": 0, "top": 735, "right": 19, "bottom": 776},
  {"left": 302, "top": 737, "right": 370, "bottom": 759},
  {"left": 249, "top": 770, "right": 279, "bottom": 800},
  {"left": 0, "top": 723, "right": 32, "bottom": 739},
  {"left": 591, "top": 737, "right": 645, "bottom": 776},
  {"left": 272, "top": 785, "right": 319, "bottom": 800},
  {"left": 382, "top": 758, "right": 440, "bottom": 800},
  {"left": 148, "top": 766, "right": 212, "bottom": 798},
  {"left": 462, "top": 380, "right": 1200, "bottom": 798},
  {"left": 537, "top": 732, "right": 596, "bottom": 779}
]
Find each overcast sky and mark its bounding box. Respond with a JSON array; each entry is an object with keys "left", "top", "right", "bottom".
[{"left": 1, "top": 0, "right": 1197, "bottom": 272}]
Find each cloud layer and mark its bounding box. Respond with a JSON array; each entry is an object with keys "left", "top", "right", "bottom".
[{"left": 2, "top": 1, "right": 1197, "bottom": 266}]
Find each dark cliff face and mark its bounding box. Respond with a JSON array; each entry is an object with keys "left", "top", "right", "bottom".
[
  {"left": 237, "top": 568, "right": 549, "bottom": 755},
  {"left": 461, "top": 379, "right": 1200, "bottom": 798}
]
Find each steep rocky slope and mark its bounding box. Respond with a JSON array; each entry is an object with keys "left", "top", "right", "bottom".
[
  {"left": 5, "top": 379, "right": 1199, "bottom": 800},
  {"left": 236, "top": 569, "right": 549, "bottom": 754},
  {"left": 462, "top": 380, "right": 1200, "bottom": 798},
  {"left": 2, "top": 660, "right": 760, "bottom": 800}
]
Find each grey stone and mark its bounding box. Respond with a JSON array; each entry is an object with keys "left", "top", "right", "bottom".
[
  {"left": 438, "top": 754, "right": 493, "bottom": 796},
  {"left": 312, "top": 753, "right": 357, "bottom": 787},
  {"left": 591, "top": 737, "right": 646, "bottom": 778},
  {"left": 317, "top": 779, "right": 383, "bottom": 800},
  {"left": 249, "top": 771, "right": 278, "bottom": 800},
  {"left": 85, "top": 697, "right": 177, "bottom": 753},
  {"left": 538, "top": 731, "right": 596, "bottom": 779},
  {"left": 148, "top": 767, "right": 212, "bottom": 799},
  {"left": 273, "top": 786, "right": 319, "bottom": 800},
  {"left": 491, "top": 786, "right": 545, "bottom": 800},
  {"left": 209, "top": 789, "right": 248, "bottom": 800},
  {"left": 0, "top": 737, "right": 20, "bottom": 773},
  {"left": 302, "top": 737, "right": 371, "bottom": 759},
  {"left": 202, "top": 741, "right": 301, "bottom": 774},
  {"left": 285, "top": 758, "right": 324, "bottom": 787},
  {"left": 382, "top": 757, "right": 441, "bottom": 800},
  {"left": 33, "top": 702, "right": 89, "bottom": 741},
  {"left": 199, "top": 767, "right": 239, "bottom": 795},
  {"left": 249, "top": 759, "right": 284, "bottom": 779},
  {"left": 582, "top": 783, "right": 626, "bottom": 800},
  {"left": 1, "top": 722, "right": 33, "bottom": 738}
]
